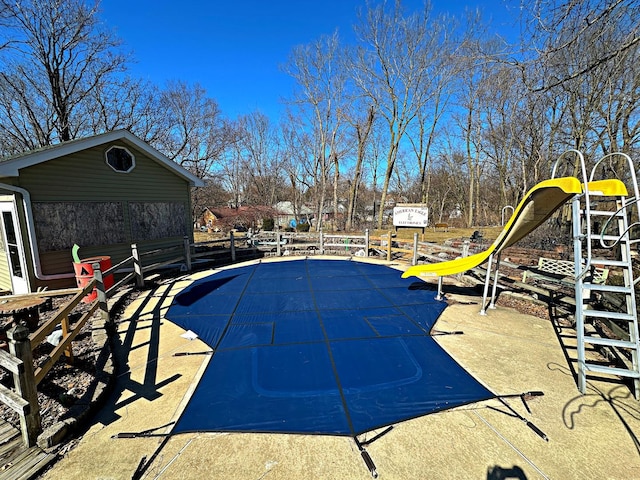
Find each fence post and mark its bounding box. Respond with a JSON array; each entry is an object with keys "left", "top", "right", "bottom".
[
  {"left": 8, "top": 324, "right": 41, "bottom": 447},
  {"left": 183, "top": 236, "right": 192, "bottom": 271},
  {"left": 459, "top": 240, "right": 471, "bottom": 281},
  {"left": 250, "top": 231, "right": 257, "bottom": 254},
  {"left": 230, "top": 231, "right": 236, "bottom": 262},
  {"left": 93, "top": 262, "right": 110, "bottom": 324},
  {"left": 387, "top": 231, "right": 392, "bottom": 261},
  {"left": 276, "top": 231, "right": 281, "bottom": 256},
  {"left": 319, "top": 231, "right": 324, "bottom": 255},
  {"left": 412, "top": 232, "right": 418, "bottom": 266},
  {"left": 365, "top": 229, "right": 369, "bottom": 257},
  {"left": 61, "top": 315, "right": 74, "bottom": 363},
  {"left": 132, "top": 243, "right": 144, "bottom": 287}
]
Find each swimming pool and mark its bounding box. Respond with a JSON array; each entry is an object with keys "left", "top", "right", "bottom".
[{"left": 167, "top": 258, "right": 493, "bottom": 436}]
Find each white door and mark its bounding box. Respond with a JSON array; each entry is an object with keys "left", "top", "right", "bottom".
[{"left": 0, "top": 202, "right": 29, "bottom": 294}]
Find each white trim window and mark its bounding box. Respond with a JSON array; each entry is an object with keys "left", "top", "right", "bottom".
[{"left": 105, "top": 145, "right": 135, "bottom": 173}]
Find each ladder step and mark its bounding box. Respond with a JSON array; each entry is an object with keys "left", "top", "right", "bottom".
[
  {"left": 598, "top": 234, "right": 630, "bottom": 242},
  {"left": 584, "top": 336, "right": 638, "bottom": 349},
  {"left": 582, "top": 283, "right": 633, "bottom": 294},
  {"left": 587, "top": 259, "right": 631, "bottom": 267},
  {"left": 589, "top": 209, "right": 625, "bottom": 217},
  {"left": 584, "top": 363, "right": 640, "bottom": 379},
  {"left": 582, "top": 310, "right": 636, "bottom": 321}
]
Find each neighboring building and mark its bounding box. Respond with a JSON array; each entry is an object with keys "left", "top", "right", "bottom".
[
  {"left": 273, "top": 201, "right": 314, "bottom": 229},
  {"left": 201, "top": 206, "right": 276, "bottom": 232},
  {"left": 365, "top": 203, "right": 392, "bottom": 224},
  {"left": 320, "top": 203, "right": 346, "bottom": 223},
  {"left": 196, "top": 207, "right": 219, "bottom": 231},
  {"left": 0, "top": 129, "right": 203, "bottom": 294}
]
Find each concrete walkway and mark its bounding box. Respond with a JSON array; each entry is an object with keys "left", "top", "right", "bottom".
[{"left": 40, "top": 263, "right": 640, "bottom": 479}]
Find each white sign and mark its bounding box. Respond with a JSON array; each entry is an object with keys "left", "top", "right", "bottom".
[{"left": 393, "top": 205, "right": 429, "bottom": 227}]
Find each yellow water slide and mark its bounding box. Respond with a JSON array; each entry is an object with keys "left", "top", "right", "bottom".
[{"left": 402, "top": 177, "right": 628, "bottom": 280}]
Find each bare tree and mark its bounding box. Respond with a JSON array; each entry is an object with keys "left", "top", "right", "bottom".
[
  {"left": 480, "top": 65, "right": 525, "bottom": 207},
  {"left": 191, "top": 174, "right": 230, "bottom": 213},
  {"left": 403, "top": 13, "right": 457, "bottom": 207},
  {"left": 0, "top": 0, "right": 127, "bottom": 149},
  {"left": 453, "top": 38, "right": 491, "bottom": 226},
  {"left": 84, "top": 76, "right": 164, "bottom": 142},
  {"left": 365, "top": 124, "right": 386, "bottom": 226},
  {"left": 281, "top": 112, "right": 316, "bottom": 226},
  {"left": 284, "top": 32, "right": 348, "bottom": 231},
  {"left": 352, "top": 1, "right": 443, "bottom": 228},
  {"left": 221, "top": 129, "right": 246, "bottom": 210},
  {"left": 233, "top": 111, "right": 286, "bottom": 206},
  {"left": 344, "top": 104, "right": 376, "bottom": 231},
  {"left": 522, "top": 0, "right": 640, "bottom": 92},
  {"left": 520, "top": 0, "right": 640, "bottom": 174},
  {"left": 154, "top": 81, "right": 231, "bottom": 179},
  {"left": 0, "top": 68, "right": 54, "bottom": 153},
  {"left": 407, "top": 84, "right": 450, "bottom": 207},
  {"left": 595, "top": 50, "right": 640, "bottom": 154},
  {"left": 0, "top": 3, "right": 16, "bottom": 51}
]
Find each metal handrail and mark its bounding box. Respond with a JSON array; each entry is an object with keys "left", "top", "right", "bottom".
[
  {"left": 591, "top": 152, "right": 640, "bottom": 247},
  {"left": 598, "top": 196, "right": 640, "bottom": 249},
  {"left": 552, "top": 149, "right": 591, "bottom": 279}
]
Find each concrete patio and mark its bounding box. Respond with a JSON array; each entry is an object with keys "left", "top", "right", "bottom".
[{"left": 39, "top": 260, "right": 640, "bottom": 479}]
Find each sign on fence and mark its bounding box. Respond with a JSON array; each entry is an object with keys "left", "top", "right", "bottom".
[{"left": 393, "top": 204, "right": 429, "bottom": 228}]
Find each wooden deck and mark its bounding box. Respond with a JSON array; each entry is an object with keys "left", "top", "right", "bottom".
[{"left": 0, "top": 419, "right": 55, "bottom": 480}]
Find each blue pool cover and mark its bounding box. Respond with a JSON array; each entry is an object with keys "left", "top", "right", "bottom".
[{"left": 167, "top": 259, "right": 494, "bottom": 436}]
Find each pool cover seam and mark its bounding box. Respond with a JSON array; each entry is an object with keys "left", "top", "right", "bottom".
[
  {"left": 212, "top": 331, "right": 442, "bottom": 352},
  {"left": 351, "top": 261, "right": 437, "bottom": 336},
  {"left": 169, "top": 303, "right": 440, "bottom": 317},
  {"left": 304, "top": 259, "right": 358, "bottom": 437}
]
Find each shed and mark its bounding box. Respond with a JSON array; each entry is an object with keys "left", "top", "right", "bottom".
[{"left": 0, "top": 129, "right": 204, "bottom": 294}]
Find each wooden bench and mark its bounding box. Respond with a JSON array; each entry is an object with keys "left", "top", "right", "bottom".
[
  {"left": 522, "top": 257, "right": 609, "bottom": 286},
  {"left": 434, "top": 223, "right": 449, "bottom": 232}
]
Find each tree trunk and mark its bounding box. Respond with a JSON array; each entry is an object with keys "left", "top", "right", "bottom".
[
  {"left": 346, "top": 106, "right": 375, "bottom": 231},
  {"left": 376, "top": 143, "right": 398, "bottom": 229}
]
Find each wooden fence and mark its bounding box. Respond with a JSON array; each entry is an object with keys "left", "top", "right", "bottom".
[
  {"left": 242, "top": 229, "right": 438, "bottom": 263},
  {"left": 0, "top": 281, "right": 99, "bottom": 447},
  {"left": 0, "top": 250, "right": 144, "bottom": 446}
]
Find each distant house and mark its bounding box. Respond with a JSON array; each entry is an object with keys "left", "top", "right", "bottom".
[
  {"left": 196, "top": 207, "right": 219, "bottom": 231},
  {"left": 203, "top": 206, "right": 276, "bottom": 232},
  {"left": 0, "top": 129, "right": 203, "bottom": 294},
  {"left": 274, "top": 201, "right": 314, "bottom": 229},
  {"left": 320, "top": 203, "right": 346, "bottom": 222}
]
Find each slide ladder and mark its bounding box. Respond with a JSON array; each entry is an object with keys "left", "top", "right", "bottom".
[{"left": 573, "top": 153, "right": 640, "bottom": 399}]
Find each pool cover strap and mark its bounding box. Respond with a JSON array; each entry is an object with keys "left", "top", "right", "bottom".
[
  {"left": 112, "top": 421, "right": 174, "bottom": 439},
  {"left": 495, "top": 392, "right": 548, "bottom": 441}
]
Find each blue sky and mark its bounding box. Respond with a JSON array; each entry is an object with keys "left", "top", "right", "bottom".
[{"left": 100, "top": 1, "right": 519, "bottom": 121}]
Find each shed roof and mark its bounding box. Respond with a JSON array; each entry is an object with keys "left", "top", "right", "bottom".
[
  {"left": 209, "top": 205, "right": 276, "bottom": 220},
  {"left": 0, "top": 129, "right": 205, "bottom": 187}
]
